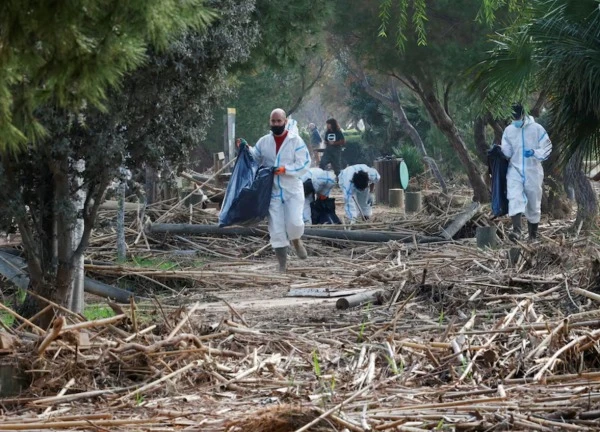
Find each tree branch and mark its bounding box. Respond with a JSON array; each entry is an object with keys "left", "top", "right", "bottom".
[
  {"left": 530, "top": 89, "right": 547, "bottom": 117},
  {"left": 443, "top": 81, "right": 453, "bottom": 116},
  {"left": 0, "top": 157, "right": 44, "bottom": 282},
  {"left": 73, "top": 176, "right": 110, "bottom": 261},
  {"left": 287, "top": 59, "right": 327, "bottom": 115},
  {"left": 389, "top": 72, "right": 418, "bottom": 93}
]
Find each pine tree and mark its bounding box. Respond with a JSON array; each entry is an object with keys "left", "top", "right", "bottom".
[{"left": 0, "top": 0, "right": 215, "bottom": 326}]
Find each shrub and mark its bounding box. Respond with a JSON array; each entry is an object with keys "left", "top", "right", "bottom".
[
  {"left": 342, "top": 131, "right": 381, "bottom": 167},
  {"left": 393, "top": 144, "right": 424, "bottom": 177}
]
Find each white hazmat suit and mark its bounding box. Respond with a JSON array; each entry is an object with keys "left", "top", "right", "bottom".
[
  {"left": 338, "top": 164, "right": 380, "bottom": 222},
  {"left": 501, "top": 115, "right": 552, "bottom": 224},
  {"left": 249, "top": 127, "right": 311, "bottom": 248},
  {"left": 300, "top": 168, "right": 337, "bottom": 224}
]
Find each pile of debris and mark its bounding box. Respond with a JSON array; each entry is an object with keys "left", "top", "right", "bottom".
[{"left": 2, "top": 203, "right": 600, "bottom": 430}]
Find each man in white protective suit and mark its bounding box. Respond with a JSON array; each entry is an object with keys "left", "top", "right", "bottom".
[
  {"left": 501, "top": 103, "right": 552, "bottom": 241},
  {"left": 338, "top": 164, "right": 380, "bottom": 223},
  {"left": 300, "top": 167, "right": 337, "bottom": 224},
  {"left": 236, "top": 108, "right": 311, "bottom": 272}
]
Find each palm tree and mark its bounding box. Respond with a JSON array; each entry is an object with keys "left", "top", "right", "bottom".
[{"left": 470, "top": 0, "right": 600, "bottom": 230}]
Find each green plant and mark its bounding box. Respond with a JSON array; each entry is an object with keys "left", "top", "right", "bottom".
[
  {"left": 135, "top": 392, "right": 144, "bottom": 406},
  {"left": 461, "top": 357, "right": 473, "bottom": 380},
  {"left": 385, "top": 354, "right": 399, "bottom": 375},
  {"left": 0, "top": 312, "right": 14, "bottom": 327},
  {"left": 438, "top": 309, "right": 445, "bottom": 326},
  {"left": 83, "top": 305, "right": 115, "bottom": 321},
  {"left": 357, "top": 302, "right": 372, "bottom": 343},
  {"left": 312, "top": 350, "right": 322, "bottom": 378},
  {"left": 131, "top": 256, "right": 179, "bottom": 271},
  {"left": 393, "top": 144, "right": 424, "bottom": 177}
]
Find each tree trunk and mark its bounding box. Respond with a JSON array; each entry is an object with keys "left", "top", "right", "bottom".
[
  {"left": 541, "top": 152, "right": 573, "bottom": 219},
  {"left": 358, "top": 78, "right": 448, "bottom": 194},
  {"left": 486, "top": 115, "right": 504, "bottom": 146},
  {"left": 68, "top": 159, "right": 86, "bottom": 314},
  {"left": 566, "top": 156, "right": 597, "bottom": 233},
  {"left": 117, "top": 180, "right": 127, "bottom": 262},
  {"left": 14, "top": 154, "right": 80, "bottom": 328},
  {"left": 53, "top": 157, "right": 76, "bottom": 315},
  {"left": 417, "top": 82, "right": 490, "bottom": 203},
  {"left": 473, "top": 116, "right": 489, "bottom": 165},
  {"left": 145, "top": 165, "right": 159, "bottom": 205},
  {"left": 391, "top": 101, "right": 448, "bottom": 194}
]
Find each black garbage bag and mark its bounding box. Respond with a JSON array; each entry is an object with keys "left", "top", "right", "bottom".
[
  {"left": 303, "top": 178, "right": 315, "bottom": 197},
  {"left": 487, "top": 145, "right": 509, "bottom": 218},
  {"left": 218, "top": 147, "right": 274, "bottom": 227},
  {"left": 311, "top": 198, "right": 341, "bottom": 225}
]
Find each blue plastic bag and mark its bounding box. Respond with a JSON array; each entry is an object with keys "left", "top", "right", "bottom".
[
  {"left": 218, "top": 147, "right": 274, "bottom": 227},
  {"left": 488, "top": 145, "right": 509, "bottom": 217}
]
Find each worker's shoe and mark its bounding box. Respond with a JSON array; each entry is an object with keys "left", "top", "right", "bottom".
[
  {"left": 291, "top": 239, "right": 308, "bottom": 259},
  {"left": 274, "top": 247, "right": 288, "bottom": 272},
  {"left": 508, "top": 214, "right": 522, "bottom": 242},
  {"left": 528, "top": 222, "right": 539, "bottom": 241}
]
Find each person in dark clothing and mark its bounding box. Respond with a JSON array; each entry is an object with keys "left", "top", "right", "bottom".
[
  {"left": 308, "top": 123, "right": 322, "bottom": 165},
  {"left": 309, "top": 123, "right": 322, "bottom": 147},
  {"left": 319, "top": 118, "right": 345, "bottom": 176}
]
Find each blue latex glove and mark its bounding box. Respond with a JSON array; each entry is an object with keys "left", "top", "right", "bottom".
[{"left": 524, "top": 149, "right": 535, "bottom": 158}]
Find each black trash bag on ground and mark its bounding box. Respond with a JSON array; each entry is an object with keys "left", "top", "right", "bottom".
[
  {"left": 219, "top": 147, "right": 274, "bottom": 227},
  {"left": 488, "top": 145, "right": 509, "bottom": 218},
  {"left": 311, "top": 198, "right": 342, "bottom": 225}
]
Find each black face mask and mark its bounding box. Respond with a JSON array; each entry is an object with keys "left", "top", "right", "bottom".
[{"left": 271, "top": 125, "right": 285, "bottom": 135}]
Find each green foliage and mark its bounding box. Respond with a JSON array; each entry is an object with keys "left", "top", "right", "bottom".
[
  {"left": 342, "top": 132, "right": 382, "bottom": 168},
  {"left": 131, "top": 256, "right": 179, "bottom": 271},
  {"left": 478, "top": 0, "right": 524, "bottom": 25},
  {"left": 0, "top": 0, "right": 258, "bottom": 315},
  {"left": 0, "top": 312, "right": 14, "bottom": 327},
  {"left": 203, "top": 0, "right": 331, "bottom": 147},
  {"left": 378, "top": 0, "right": 427, "bottom": 52},
  {"left": 335, "top": 0, "right": 497, "bottom": 185},
  {"left": 311, "top": 350, "right": 322, "bottom": 377},
  {"left": 83, "top": 305, "right": 116, "bottom": 321},
  {"left": 393, "top": 144, "right": 424, "bottom": 176},
  {"left": 0, "top": 0, "right": 215, "bottom": 152},
  {"left": 247, "top": 0, "right": 331, "bottom": 69},
  {"left": 470, "top": 0, "right": 600, "bottom": 165},
  {"left": 379, "top": 0, "right": 525, "bottom": 50}
]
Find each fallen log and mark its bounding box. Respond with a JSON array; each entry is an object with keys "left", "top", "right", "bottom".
[
  {"left": 148, "top": 224, "right": 445, "bottom": 244},
  {"left": 0, "top": 251, "right": 140, "bottom": 303},
  {"left": 336, "top": 290, "right": 384, "bottom": 310},
  {"left": 440, "top": 202, "right": 481, "bottom": 240},
  {"left": 99, "top": 200, "right": 141, "bottom": 211}
]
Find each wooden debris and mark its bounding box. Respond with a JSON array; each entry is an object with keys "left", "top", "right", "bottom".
[
  {"left": 2, "top": 190, "right": 600, "bottom": 431},
  {"left": 336, "top": 290, "right": 384, "bottom": 310}
]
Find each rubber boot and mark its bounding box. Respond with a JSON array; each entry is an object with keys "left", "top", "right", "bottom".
[
  {"left": 528, "top": 222, "right": 539, "bottom": 240},
  {"left": 508, "top": 213, "right": 522, "bottom": 242},
  {"left": 291, "top": 238, "right": 308, "bottom": 259},
  {"left": 274, "top": 247, "right": 288, "bottom": 273}
]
